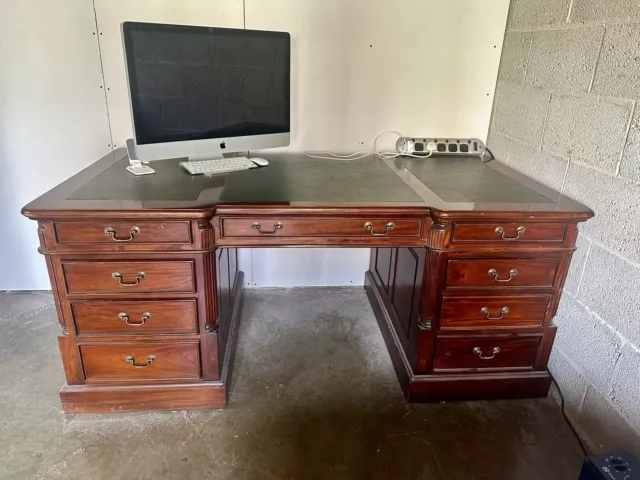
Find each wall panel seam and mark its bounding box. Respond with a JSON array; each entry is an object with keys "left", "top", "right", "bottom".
[{"left": 91, "top": 0, "right": 114, "bottom": 154}]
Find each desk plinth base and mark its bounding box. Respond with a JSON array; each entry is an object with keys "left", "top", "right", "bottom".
[
  {"left": 365, "top": 271, "right": 552, "bottom": 402},
  {"left": 60, "top": 382, "right": 227, "bottom": 414}
]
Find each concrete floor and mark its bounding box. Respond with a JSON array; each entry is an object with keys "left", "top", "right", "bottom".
[{"left": 0, "top": 288, "right": 586, "bottom": 479}]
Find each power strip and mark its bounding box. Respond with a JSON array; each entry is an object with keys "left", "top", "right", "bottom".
[{"left": 397, "top": 137, "right": 485, "bottom": 156}]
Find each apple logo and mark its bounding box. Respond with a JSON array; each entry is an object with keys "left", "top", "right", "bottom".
[{"left": 220, "top": 141, "right": 226, "bottom": 149}]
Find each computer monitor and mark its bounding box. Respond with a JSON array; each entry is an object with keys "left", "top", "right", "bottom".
[{"left": 122, "top": 22, "right": 290, "bottom": 163}]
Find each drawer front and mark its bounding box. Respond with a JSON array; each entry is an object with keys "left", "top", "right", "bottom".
[
  {"left": 434, "top": 336, "right": 540, "bottom": 371},
  {"left": 445, "top": 259, "right": 559, "bottom": 288},
  {"left": 81, "top": 342, "right": 201, "bottom": 381},
  {"left": 221, "top": 217, "right": 423, "bottom": 238},
  {"left": 62, "top": 261, "right": 196, "bottom": 294},
  {"left": 72, "top": 300, "right": 198, "bottom": 335},
  {"left": 440, "top": 296, "right": 549, "bottom": 329},
  {"left": 55, "top": 221, "right": 191, "bottom": 245},
  {"left": 452, "top": 223, "right": 566, "bottom": 244}
]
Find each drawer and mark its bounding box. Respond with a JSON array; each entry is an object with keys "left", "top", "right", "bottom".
[
  {"left": 452, "top": 223, "right": 566, "bottom": 244},
  {"left": 55, "top": 221, "right": 191, "bottom": 245},
  {"left": 81, "top": 342, "right": 201, "bottom": 381},
  {"left": 72, "top": 300, "right": 198, "bottom": 335},
  {"left": 440, "top": 296, "right": 549, "bottom": 329},
  {"left": 62, "top": 260, "right": 195, "bottom": 294},
  {"left": 433, "top": 335, "right": 540, "bottom": 372},
  {"left": 221, "top": 217, "right": 423, "bottom": 239},
  {"left": 445, "top": 259, "right": 559, "bottom": 289}
]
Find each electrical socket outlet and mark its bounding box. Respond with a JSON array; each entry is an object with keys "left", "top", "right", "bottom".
[{"left": 396, "top": 137, "right": 486, "bottom": 156}]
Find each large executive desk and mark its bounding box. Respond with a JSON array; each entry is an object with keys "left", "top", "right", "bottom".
[{"left": 22, "top": 151, "right": 593, "bottom": 413}]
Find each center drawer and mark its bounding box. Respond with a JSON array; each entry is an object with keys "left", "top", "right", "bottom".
[
  {"left": 71, "top": 300, "right": 198, "bottom": 335},
  {"left": 445, "top": 258, "right": 560, "bottom": 289},
  {"left": 80, "top": 342, "right": 201, "bottom": 381},
  {"left": 62, "top": 260, "right": 196, "bottom": 294},
  {"left": 220, "top": 217, "right": 423, "bottom": 239},
  {"left": 433, "top": 335, "right": 540, "bottom": 372}
]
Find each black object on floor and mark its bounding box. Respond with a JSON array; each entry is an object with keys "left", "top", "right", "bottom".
[{"left": 578, "top": 452, "right": 639, "bottom": 479}]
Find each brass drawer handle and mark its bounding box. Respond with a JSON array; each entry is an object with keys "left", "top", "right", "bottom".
[
  {"left": 252, "top": 221, "right": 283, "bottom": 235},
  {"left": 124, "top": 355, "right": 156, "bottom": 368},
  {"left": 480, "top": 306, "right": 509, "bottom": 320},
  {"left": 118, "top": 312, "right": 151, "bottom": 326},
  {"left": 364, "top": 222, "right": 395, "bottom": 236},
  {"left": 495, "top": 226, "right": 525, "bottom": 240},
  {"left": 488, "top": 268, "right": 518, "bottom": 282},
  {"left": 112, "top": 272, "right": 146, "bottom": 286},
  {"left": 473, "top": 347, "right": 500, "bottom": 360},
  {"left": 104, "top": 226, "right": 141, "bottom": 242}
]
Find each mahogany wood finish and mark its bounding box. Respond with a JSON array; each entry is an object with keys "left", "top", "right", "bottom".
[
  {"left": 445, "top": 258, "right": 560, "bottom": 289},
  {"left": 440, "top": 296, "right": 549, "bottom": 330},
  {"left": 81, "top": 342, "right": 201, "bottom": 382},
  {"left": 54, "top": 221, "right": 192, "bottom": 245},
  {"left": 433, "top": 335, "right": 540, "bottom": 371},
  {"left": 451, "top": 222, "right": 567, "bottom": 244},
  {"left": 214, "top": 209, "right": 428, "bottom": 247},
  {"left": 60, "top": 382, "right": 227, "bottom": 413},
  {"left": 62, "top": 260, "right": 196, "bottom": 294},
  {"left": 71, "top": 300, "right": 198, "bottom": 335},
  {"left": 22, "top": 150, "right": 593, "bottom": 411},
  {"left": 221, "top": 217, "right": 423, "bottom": 238}
]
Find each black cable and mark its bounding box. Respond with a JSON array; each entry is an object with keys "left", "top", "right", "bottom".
[
  {"left": 547, "top": 368, "right": 590, "bottom": 456},
  {"left": 482, "top": 147, "right": 495, "bottom": 163}
]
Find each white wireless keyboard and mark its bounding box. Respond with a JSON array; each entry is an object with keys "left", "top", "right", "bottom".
[{"left": 180, "top": 157, "right": 257, "bottom": 176}]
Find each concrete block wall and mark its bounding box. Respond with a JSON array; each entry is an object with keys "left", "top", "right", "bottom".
[{"left": 489, "top": 0, "right": 640, "bottom": 454}]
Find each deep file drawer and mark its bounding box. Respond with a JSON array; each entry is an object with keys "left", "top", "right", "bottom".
[
  {"left": 81, "top": 342, "right": 201, "bottom": 382},
  {"left": 433, "top": 335, "right": 541, "bottom": 372}
]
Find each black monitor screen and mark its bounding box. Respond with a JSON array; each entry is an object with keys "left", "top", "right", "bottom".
[{"left": 123, "top": 22, "right": 290, "bottom": 145}]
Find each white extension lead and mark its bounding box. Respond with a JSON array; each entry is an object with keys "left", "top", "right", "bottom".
[{"left": 304, "top": 131, "right": 434, "bottom": 161}]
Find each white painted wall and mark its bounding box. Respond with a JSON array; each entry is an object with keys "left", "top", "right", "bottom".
[
  {"left": 0, "top": 0, "right": 509, "bottom": 289},
  {"left": 0, "top": 0, "right": 111, "bottom": 290},
  {"left": 240, "top": 249, "right": 372, "bottom": 287}
]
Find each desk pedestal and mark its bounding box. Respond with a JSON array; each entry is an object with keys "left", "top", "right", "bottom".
[{"left": 365, "top": 236, "right": 570, "bottom": 401}]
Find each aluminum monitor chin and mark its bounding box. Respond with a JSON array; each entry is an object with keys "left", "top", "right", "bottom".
[{"left": 122, "top": 21, "right": 291, "bottom": 161}]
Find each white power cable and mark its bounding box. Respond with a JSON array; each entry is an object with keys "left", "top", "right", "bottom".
[{"left": 305, "top": 131, "right": 433, "bottom": 160}]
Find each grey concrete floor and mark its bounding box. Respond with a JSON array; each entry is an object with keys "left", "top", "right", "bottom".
[{"left": 0, "top": 288, "right": 585, "bottom": 479}]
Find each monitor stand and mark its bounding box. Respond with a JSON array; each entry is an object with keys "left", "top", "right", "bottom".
[
  {"left": 186, "top": 151, "right": 249, "bottom": 162},
  {"left": 125, "top": 139, "right": 155, "bottom": 176}
]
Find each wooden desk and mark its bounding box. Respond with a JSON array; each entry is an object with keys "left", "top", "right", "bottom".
[{"left": 22, "top": 151, "right": 593, "bottom": 413}]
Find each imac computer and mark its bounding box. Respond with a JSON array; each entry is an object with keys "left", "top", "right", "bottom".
[{"left": 121, "top": 22, "right": 290, "bottom": 175}]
